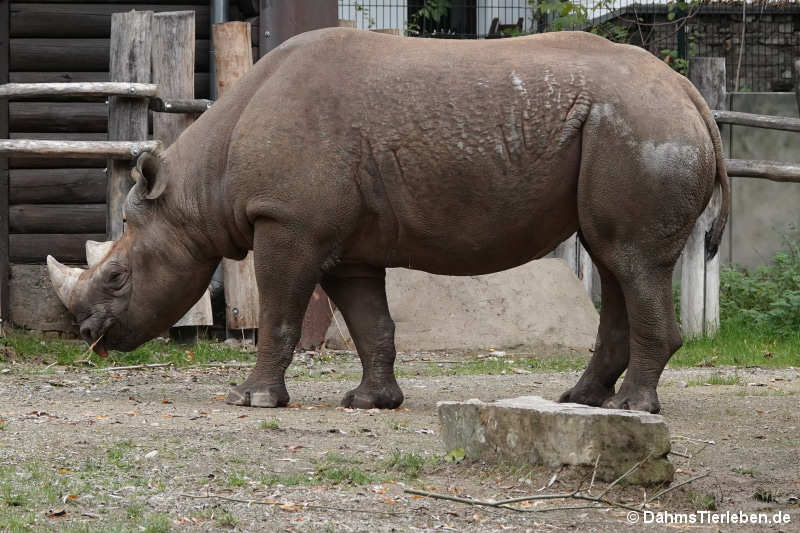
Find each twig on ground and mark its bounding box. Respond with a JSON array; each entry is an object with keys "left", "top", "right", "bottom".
[
  {"left": 179, "top": 492, "right": 404, "bottom": 516},
  {"left": 589, "top": 454, "right": 601, "bottom": 493},
  {"left": 596, "top": 454, "right": 652, "bottom": 499},
  {"left": 642, "top": 472, "right": 710, "bottom": 507},
  {"left": 101, "top": 363, "right": 172, "bottom": 371},
  {"left": 72, "top": 358, "right": 97, "bottom": 367},
  {"left": 668, "top": 450, "right": 691, "bottom": 458},
  {"left": 406, "top": 453, "right": 710, "bottom": 515},
  {"left": 672, "top": 435, "right": 716, "bottom": 446}
]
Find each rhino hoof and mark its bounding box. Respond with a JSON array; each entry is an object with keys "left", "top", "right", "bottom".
[
  {"left": 226, "top": 384, "right": 289, "bottom": 408},
  {"left": 341, "top": 386, "right": 404, "bottom": 410},
  {"left": 558, "top": 384, "right": 614, "bottom": 407},
  {"left": 602, "top": 388, "right": 661, "bottom": 414}
]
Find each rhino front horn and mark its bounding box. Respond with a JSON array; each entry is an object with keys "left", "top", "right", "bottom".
[{"left": 46, "top": 255, "right": 84, "bottom": 308}]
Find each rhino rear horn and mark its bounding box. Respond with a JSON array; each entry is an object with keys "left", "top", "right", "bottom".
[
  {"left": 46, "top": 255, "right": 85, "bottom": 308},
  {"left": 85, "top": 240, "right": 114, "bottom": 268}
]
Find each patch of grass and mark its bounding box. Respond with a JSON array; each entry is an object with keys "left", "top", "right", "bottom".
[
  {"left": 260, "top": 417, "right": 280, "bottom": 430},
  {"left": 753, "top": 487, "right": 775, "bottom": 502},
  {"left": 686, "top": 374, "right": 742, "bottom": 386},
  {"left": 142, "top": 513, "right": 172, "bottom": 533},
  {"left": 0, "top": 331, "right": 254, "bottom": 369},
  {"left": 259, "top": 472, "right": 311, "bottom": 487},
  {"left": 216, "top": 510, "right": 238, "bottom": 529},
  {"left": 398, "top": 354, "right": 587, "bottom": 378},
  {"left": 733, "top": 466, "right": 760, "bottom": 477},
  {"left": 671, "top": 321, "right": 800, "bottom": 368},
  {"left": 106, "top": 440, "right": 133, "bottom": 466},
  {"left": 690, "top": 491, "right": 717, "bottom": 511},
  {"left": 384, "top": 451, "right": 428, "bottom": 479},
  {"left": 387, "top": 419, "right": 409, "bottom": 431},
  {"left": 125, "top": 503, "right": 145, "bottom": 520},
  {"left": 226, "top": 472, "right": 249, "bottom": 488}
]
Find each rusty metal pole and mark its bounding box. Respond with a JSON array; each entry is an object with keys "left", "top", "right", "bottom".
[{"left": 258, "top": 0, "right": 339, "bottom": 350}]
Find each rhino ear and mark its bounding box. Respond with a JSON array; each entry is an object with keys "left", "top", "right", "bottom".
[{"left": 131, "top": 152, "right": 167, "bottom": 200}]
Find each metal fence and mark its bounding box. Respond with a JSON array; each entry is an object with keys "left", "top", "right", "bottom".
[{"left": 337, "top": 1, "right": 800, "bottom": 92}]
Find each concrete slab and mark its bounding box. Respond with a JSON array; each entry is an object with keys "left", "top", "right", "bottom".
[
  {"left": 325, "top": 258, "right": 599, "bottom": 352},
  {"left": 438, "top": 396, "right": 674, "bottom": 486}
]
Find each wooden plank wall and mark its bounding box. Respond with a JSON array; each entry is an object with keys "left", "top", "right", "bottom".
[{"left": 7, "top": 0, "right": 211, "bottom": 264}]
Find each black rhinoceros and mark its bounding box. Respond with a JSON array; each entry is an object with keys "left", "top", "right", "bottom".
[{"left": 47, "top": 28, "right": 729, "bottom": 413}]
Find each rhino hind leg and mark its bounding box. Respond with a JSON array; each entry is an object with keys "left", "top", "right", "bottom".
[
  {"left": 601, "top": 266, "right": 681, "bottom": 414},
  {"left": 321, "top": 266, "right": 404, "bottom": 409},
  {"left": 227, "top": 220, "right": 324, "bottom": 408},
  {"left": 559, "top": 262, "right": 629, "bottom": 407}
]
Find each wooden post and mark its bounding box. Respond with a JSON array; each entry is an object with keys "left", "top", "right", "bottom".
[
  {"left": 107, "top": 10, "right": 153, "bottom": 241},
  {"left": 213, "top": 22, "right": 259, "bottom": 335},
  {"left": 794, "top": 59, "right": 800, "bottom": 116},
  {"left": 0, "top": 0, "right": 9, "bottom": 332},
  {"left": 555, "top": 233, "right": 592, "bottom": 295},
  {"left": 152, "top": 11, "right": 213, "bottom": 331},
  {"left": 683, "top": 57, "right": 726, "bottom": 338}
]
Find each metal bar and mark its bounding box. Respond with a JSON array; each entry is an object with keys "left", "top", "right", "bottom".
[
  {"left": 0, "top": 139, "right": 160, "bottom": 159},
  {"left": 725, "top": 158, "right": 800, "bottom": 183},
  {"left": 712, "top": 110, "right": 800, "bottom": 133},
  {"left": 0, "top": 82, "right": 157, "bottom": 98},
  {"left": 150, "top": 98, "right": 213, "bottom": 113}
]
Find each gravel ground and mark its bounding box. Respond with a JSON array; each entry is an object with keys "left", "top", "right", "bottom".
[{"left": 0, "top": 350, "right": 798, "bottom": 532}]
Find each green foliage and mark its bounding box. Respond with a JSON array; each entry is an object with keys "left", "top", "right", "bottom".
[
  {"left": 530, "top": 0, "right": 588, "bottom": 32},
  {"left": 407, "top": 0, "right": 452, "bottom": 36},
  {"left": 719, "top": 239, "right": 800, "bottom": 338},
  {"left": 660, "top": 48, "right": 689, "bottom": 76}
]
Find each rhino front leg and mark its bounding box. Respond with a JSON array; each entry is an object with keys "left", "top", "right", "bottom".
[
  {"left": 321, "top": 266, "right": 404, "bottom": 409},
  {"left": 226, "top": 220, "right": 322, "bottom": 408}
]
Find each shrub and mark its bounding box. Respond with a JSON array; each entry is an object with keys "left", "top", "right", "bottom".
[{"left": 719, "top": 238, "right": 800, "bottom": 338}]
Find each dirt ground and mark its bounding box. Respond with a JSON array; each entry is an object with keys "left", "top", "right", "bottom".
[{"left": 1, "top": 349, "right": 798, "bottom": 532}]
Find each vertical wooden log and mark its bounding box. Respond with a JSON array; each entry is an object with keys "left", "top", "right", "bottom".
[
  {"left": 213, "top": 22, "right": 259, "bottom": 333},
  {"left": 259, "top": 0, "right": 338, "bottom": 58},
  {"left": 0, "top": 0, "right": 9, "bottom": 332},
  {"left": 152, "top": 11, "right": 213, "bottom": 329},
  {"left": 107, "top": 10, "right": 152, "bottom": 241},
  {"left": 683, "top": 57, "right": 726, "bottom": 338},
  {"left": 794, "top": 59, "right": 800, "bottom": 116}
]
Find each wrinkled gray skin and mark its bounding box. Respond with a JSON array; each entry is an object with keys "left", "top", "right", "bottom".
[{"left": 48, "top": 28, "right": 729, "bottom": 413}]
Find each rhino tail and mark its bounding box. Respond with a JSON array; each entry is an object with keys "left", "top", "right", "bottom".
[{"left": 687, "top": 85, "right": 731, "bottom": 261}]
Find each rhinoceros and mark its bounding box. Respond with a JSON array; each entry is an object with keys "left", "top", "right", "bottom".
[{"left": 47, "top": 28, "right": 729, "bottom": 413}]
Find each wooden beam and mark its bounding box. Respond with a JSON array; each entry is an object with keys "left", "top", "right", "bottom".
[
  {"left": 11, "top": 4, "right": 210, "bottom": 39},
  {"left": 9, "top": 204, "right": 105, "bottom": 234},
  {"left": 0, "top": 139, "right": 159, "bottom": 159},
  {"left": 683, "top": 57, "right": 726, "bottom": 339},
  {"left": 712, "top": 109, "right": 800, "bottom": 133},
  {"left": 0, "top": 0, "right": 8, "bottom": 327},
  {"left": 10, "top": 72, "right": 212, "bottom": 100},
  {"left": 10, "top": 38, "right": 210, "bottom": 72},
  {"left": 0, "top": 82, "right": 158, "bottom": 98},
  {"left": 795, "top": 59, "right": 800, "bottom": 117},
  {"left": 107, "top": 10, "right": 152, "bottom": 241},
  {"left": 9, "top": 132, "right": 107, "bottom": 168},
  {"left": 10, "top": 233, "right": 105, "bottom": 264},
  {"left": 153, "top": 10, "right": 212, "bottom": 329},
  {"left": 9, "top": 102, "right": 107, "bottom": 132},
  {"left": 10, "top": 168, "right": 106, "bottom": 204},
  {"left": 214, "top": 21, "right": 259, "bottom": 332},
  {"left": 725, "top": 158, "right": 800, "bottom": 183}
]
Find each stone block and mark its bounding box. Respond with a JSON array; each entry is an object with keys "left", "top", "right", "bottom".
[{"left": 438, "top": 396, "right": 674, "bottom": 486}]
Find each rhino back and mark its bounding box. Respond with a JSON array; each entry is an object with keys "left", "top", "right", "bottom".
[{"left": 219, "top": 29, "right": 707, "bottom": 274}]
